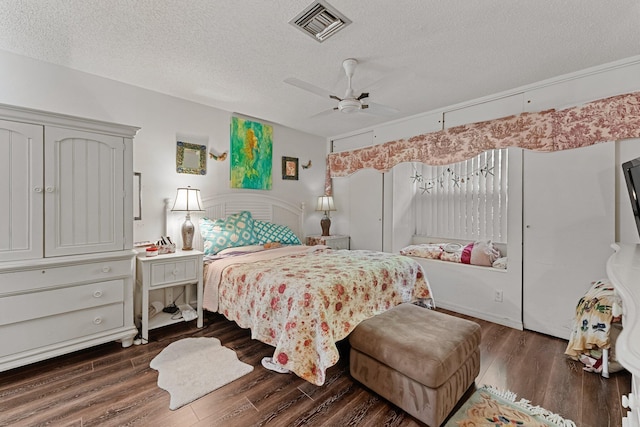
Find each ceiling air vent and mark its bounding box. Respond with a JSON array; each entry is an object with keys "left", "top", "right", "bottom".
[{"left": 289, "top": 1, "right": 352, "bottom": 42}]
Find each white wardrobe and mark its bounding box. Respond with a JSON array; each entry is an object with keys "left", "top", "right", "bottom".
[{"left": 0, "top": 104, "right": 139, "bottom": 372}]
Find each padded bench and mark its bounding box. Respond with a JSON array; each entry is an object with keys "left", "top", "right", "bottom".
[{"left": 349, "top": 303, "right": 481, "bottom": 426}]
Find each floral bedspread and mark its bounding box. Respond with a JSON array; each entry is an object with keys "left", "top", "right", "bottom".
[{"left": 203, "top": 245, "right": 432, "bottom": 385}]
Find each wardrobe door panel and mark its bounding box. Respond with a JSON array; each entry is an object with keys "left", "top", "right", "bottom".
[
  {"left": 44, "top": 126, "right": 125, "bottom": 256},
  {"left": 0, "top": 120, "right": 43, "bottom": 261}
]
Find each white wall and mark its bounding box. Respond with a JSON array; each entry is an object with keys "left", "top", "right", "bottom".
[{"left": 0, "top": 50, "right": 327, "bottom": 243}]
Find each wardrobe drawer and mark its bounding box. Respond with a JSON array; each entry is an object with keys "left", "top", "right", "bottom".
[
  {"left": 0, "top": 303, "right": 124, "bottom": 358},
  {"left": 0, "top": 280, "right": 124, "bottom": 326},
  {"left": 149, "top": 258, "right": 198, "bottom": 287},
  {"left": 0, "top": 259, "right": 131, "bottom": 294}
]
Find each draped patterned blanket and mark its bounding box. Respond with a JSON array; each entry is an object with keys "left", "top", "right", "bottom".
[
  {"left": 203, "top": 246, "right": 432, "bottom": 385},
  {"left": 565, "top": 279, "right": 623, "bottom": 371}
]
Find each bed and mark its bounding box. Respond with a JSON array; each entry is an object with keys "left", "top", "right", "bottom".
[{"left": 165, "top": 194, "right": 433, "bottom": 386}]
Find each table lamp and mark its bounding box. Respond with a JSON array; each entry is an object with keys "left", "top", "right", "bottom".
[
  {"left": 316, "top": 195, "right": 336, "bottom": 236},
  {"left": 171, "top": 186, "right": 204, "bottom": 250}
]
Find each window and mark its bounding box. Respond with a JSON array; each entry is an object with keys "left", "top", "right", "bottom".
[{"left": 413, "top": 149, "right": 508, "bottom": 243}]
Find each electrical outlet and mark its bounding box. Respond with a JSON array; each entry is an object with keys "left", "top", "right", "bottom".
[{"left": 494, "top": 289, "right": 503, "bottom": 302}]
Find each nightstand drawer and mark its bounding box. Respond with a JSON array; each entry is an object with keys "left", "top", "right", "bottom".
[
  {"left": 135, "top": 249, "right": 204, "bottom": 343},
  {"left": 149, "top": 258, "right": 198, "bottom": 287},
  {"left": 328, "top": 237, "right": 350, "bottom": 250}
]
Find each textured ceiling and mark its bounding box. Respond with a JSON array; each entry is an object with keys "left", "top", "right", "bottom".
[{"left": 1, "top": 1, "right": 639, "bottom": 138}]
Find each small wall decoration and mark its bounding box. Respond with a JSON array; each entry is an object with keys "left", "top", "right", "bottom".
[
  {"left": 301, "top": 160, "right": 312, "bottom": 169},
  {"left": 282, "top": 156, "right": 299, "bottom": 180},
  {"left": 230, "top": 117, "right": 273, "bottom": 190},
  {"left": 176, "top": 141, "right": 207, "bottom": 175},
  {"left": 208, "top": 150, "right": 228, "bottom": 161}
]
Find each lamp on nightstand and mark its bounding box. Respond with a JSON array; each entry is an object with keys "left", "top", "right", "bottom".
[
  {"left": 316, "top": 195, "right": 336, "bottom": 236},
  {"left": 171, "top": 186, "right": 204, "bottom": 250}
]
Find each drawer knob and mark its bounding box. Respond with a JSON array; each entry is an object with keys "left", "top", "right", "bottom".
[
  {"left": 93, "top": 290, "right": 103, "bottom": 298},
  {"left": 34, "top": 186, "right": 43, "bottom": 193},
  {"left": 45, "top": 186, "right": 55, "bottom": 193},
  {"left": 172, "top": 269, "right": 179, "bottom": 276},
  {"left": 102, "top": 266, "right": 111, "bottom": 273},
  {"left": 93, "top": 317, "right": 103, "bottom": 325}
]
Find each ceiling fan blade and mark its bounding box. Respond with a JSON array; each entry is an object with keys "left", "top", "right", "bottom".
[
  {"left": 310, "top": 107, "right": 336, "bottom": 118},
  {"left": 363, "top": 101, "right": 399, "bottom": 116},
  {"left": 330, "top": 95, "right": 343, "bottom": 101},
  {"left": 284, "top": 77, "right": 335, "bottom": 100},
  {"left": 357, "top": 92, "right": 369, "bottom": 101}
]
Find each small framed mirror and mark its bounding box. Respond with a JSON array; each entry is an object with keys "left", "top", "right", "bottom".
[{"left": 176, "top": 141, "right": 207, "bottom": 175}]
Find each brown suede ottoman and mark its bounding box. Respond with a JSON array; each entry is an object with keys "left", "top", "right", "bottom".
[{"left": 349, "top": 304, "right": 481, "bottom": 426}]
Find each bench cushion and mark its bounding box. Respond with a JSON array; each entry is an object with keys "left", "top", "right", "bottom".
[{"left": 349, "top": 303, "right": 481, "bottom": 388}]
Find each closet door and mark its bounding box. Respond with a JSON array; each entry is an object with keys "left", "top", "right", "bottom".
[
  {"left": 348, "top": 170, "right": 383, "bottom": 251},
  {"left": 523, "top": 142, "right": 614, "bottom": 339},
  {"left": 44, "top": 126, "right": 125, "bottom": 256},
  {"left": 332, "top": 131, "right": 383, "bottom": 251},
  {"left": 0, "top": 120, "right": 43, "bottom": 261}
]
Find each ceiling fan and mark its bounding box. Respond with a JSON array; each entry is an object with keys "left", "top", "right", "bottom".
[{"left": 284, "top": 58, "right": 399, "bottom": 116}]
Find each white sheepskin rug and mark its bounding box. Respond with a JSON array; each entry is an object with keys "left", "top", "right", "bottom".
[{"left": 150, "top": 337, "right": 253, "bottom": 410}]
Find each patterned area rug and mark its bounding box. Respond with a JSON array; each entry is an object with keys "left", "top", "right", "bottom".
[
  {"left": 150, "top": 337, "right": 253, "bottom": 410},
  {"left": 445, "top": 385, "right": 576, "bottom": 427}
]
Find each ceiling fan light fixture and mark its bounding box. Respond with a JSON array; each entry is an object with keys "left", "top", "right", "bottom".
[{"left": 338, "top": 99, "right": 361, "bottom": 113}]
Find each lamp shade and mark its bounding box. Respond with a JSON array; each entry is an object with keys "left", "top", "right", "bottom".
[
  {"left": 171, "top": 187, "right": 204, "bottom": 212},
  {"left": 315, "top": 195, "right": 336, "bottom": 213}
]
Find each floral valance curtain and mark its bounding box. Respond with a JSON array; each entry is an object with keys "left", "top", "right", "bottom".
[{"left": 327, "top": 91, "right": 640, "bottom": 181}]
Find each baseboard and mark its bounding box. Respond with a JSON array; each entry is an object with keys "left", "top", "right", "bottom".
[{"left": 436, "top": 300, "right": 523, "bottom": 330}]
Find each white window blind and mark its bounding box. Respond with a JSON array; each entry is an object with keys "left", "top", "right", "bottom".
[{"left": 413, "top": 149, "right": 508, "bottom": 243}]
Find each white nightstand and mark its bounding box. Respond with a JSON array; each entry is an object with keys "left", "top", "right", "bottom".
[
  {"left": 306, "top": 235, "right": 350, "bottom": 250},
  {"left": 136, "top": 250, "right": 203, "bottom": 343}
]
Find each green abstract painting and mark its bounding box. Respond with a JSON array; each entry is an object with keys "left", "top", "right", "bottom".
[{"left": 230, "top": 117, "right": 273, "bottom": 189}]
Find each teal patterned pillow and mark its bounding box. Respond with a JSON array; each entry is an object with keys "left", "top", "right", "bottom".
[
  {"left": 199, "top": 211, "right": 257, "bottom": 255},
  {"left": 253, "top": 220, "right": 301, "bottom": 245}
]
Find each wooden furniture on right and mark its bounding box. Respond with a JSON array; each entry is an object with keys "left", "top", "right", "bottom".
[
  {"left": 0, "top": 104, "right": 139, "bottom": 372},
  {"left": 136, "top": 250, "right": 204, "bottom": 343},
  {"left": 607, "top": 243, "right": 640, "bottom": 427},
  {"left": 306, "top": 234, "right": 350, "bottom": 249}
]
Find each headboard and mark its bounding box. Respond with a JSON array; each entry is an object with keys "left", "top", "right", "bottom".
[{"left": 164, "top": 193, "right": 305, "bottom": 252}]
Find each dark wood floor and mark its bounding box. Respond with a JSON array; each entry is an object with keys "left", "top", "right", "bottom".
[{"left": 0, "top": 309, "right": 631, "bottom": 427}]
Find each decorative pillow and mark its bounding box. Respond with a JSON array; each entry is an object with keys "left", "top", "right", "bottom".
[
  {"left": 199, "top": 211, "right": 257, "bottom": 255},
  {"left": 469, "top": 240, "right": 502, "bottom": 266},
  {"left": 399, "top": 243, "right": 444, "bottom": 260},
  {"left": 493, "top": 257, "right": 508, "bottom": 269},
  {"left": 253, "top": 220, "right": 301, "bottom": 245}
]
